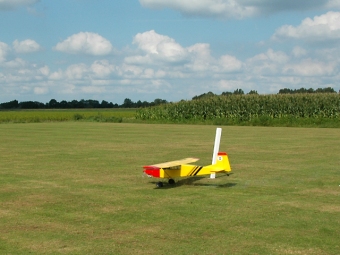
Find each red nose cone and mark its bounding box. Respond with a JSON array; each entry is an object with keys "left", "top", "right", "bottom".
[{"left": 143, "top": 166, "right": 160, "bottom": 178}]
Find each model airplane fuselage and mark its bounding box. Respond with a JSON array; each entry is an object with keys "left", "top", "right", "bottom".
[{"left": 143, "top": 152, "right": 231, "bottom": 187}]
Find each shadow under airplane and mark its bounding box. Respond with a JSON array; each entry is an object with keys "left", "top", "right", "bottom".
[{"left": 149, "top": 174, "right": 237, "bottom": 189}]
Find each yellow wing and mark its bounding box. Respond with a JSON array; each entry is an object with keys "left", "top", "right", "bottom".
[{"left": 150, "top": 158, "right": 199, "bottom": 168}]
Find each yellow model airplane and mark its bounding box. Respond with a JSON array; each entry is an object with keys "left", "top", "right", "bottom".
[{"left": 143, "top": 152, "right": 231, "bottom": 187}]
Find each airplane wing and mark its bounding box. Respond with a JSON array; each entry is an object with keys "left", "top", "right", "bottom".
[{"left": 147, "top": 157, "right": 199, "bottom": 169}]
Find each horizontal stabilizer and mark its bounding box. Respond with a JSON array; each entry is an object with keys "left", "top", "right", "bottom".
[{"left": 210, "top": 169, "right": 226, "bottom": 173}]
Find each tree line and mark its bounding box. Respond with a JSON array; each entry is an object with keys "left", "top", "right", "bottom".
[
  {"left": 0, "top": 87, "right": 337, "bottom": 109},
  {"left": 0, "top": 98, "right": 168, "bottom": 110}
]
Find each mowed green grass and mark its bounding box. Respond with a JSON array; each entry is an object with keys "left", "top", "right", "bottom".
[
  {"left": 0, "top": 123, "right": 339, "bottom": 254},
  {"left": 0, "top": 109, "right": 136, "bottom": 123}
]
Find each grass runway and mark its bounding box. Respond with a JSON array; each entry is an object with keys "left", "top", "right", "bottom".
[{"left": 0, "top": 123, "right": 339, "bottom": 254}]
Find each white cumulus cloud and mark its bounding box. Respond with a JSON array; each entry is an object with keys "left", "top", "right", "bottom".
[
  {"left": 49, "top": 69, "right": 63, "bottom": 80},
  {"left": 139, "top": 0, "right": 340, "bottom": 19},
  {"left": 292, "top": 46, "right": 307, "bottom": 58},
  {"left": 246, "top": 49, "right": 290, "bottom": 75},
  {"left": 65, "top": 64, "right": 89, "bottom": 80},
  {"left": 34, "top": 86, "right": 48, "bottom": 95},
  {"left": 186, "top": 43, "right": 213, "bottom": 72},
  {"left": 4, "top": 58, "right": 27, "bottom": 69},
  {"left": 54, "top": 32, "right": 113, "bottom": 56},
  {"left": 13, "top": 39, "right": 41, "bottom": 53},
  {"left": 0, "top": 42, "right": 9, "bottom": 62},
  {"left": 39, "top": 66, "right": 50, "bottom": 76},
  {"left": 0, "top": 0, "right": 39, "bottom": 11},
  {"left": 91, "top": 60, "right": 116, "bottom": 78},
  {"left": 272, "top": 11, "right": 340, "bottom": 41},
  {"left": 132, "top": 30, "right": 188, "bottom": 63},
  {"left": 283, "top": 59, "right": 336, "bottom": 76},
  {"left": 218, "top": 55, "right": 243, "bottom": 72},
  {"left": 139, "top": 0, "right": 257, "bottom": 19},
  {"left": 126, "top": 30, "right": 244, "bottom": 79},
  {"left": 327, "top": 0, "right": 340, "bottom": 8}
]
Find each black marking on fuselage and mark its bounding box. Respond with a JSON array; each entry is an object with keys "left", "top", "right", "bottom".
[
  {"left": 188, "top": 166, "right": 198, "bottom": 176},
  {"left": 192, "top": 166, "right": 203, "bottom": 176}
]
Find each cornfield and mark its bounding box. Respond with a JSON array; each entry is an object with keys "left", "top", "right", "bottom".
[{"left": 136, "top": 94, "right": 340, "bottom": 122}]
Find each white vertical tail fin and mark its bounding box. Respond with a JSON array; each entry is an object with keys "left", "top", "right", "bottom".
[{"left": 210, "top": 127, "right": 222, "bottom": 179}]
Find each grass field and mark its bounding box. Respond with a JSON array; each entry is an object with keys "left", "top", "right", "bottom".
[
  {"left": 0, "top": 109, "right": 136, "bottom": 123},
  {"left": 0, "top": 123, "right": 339, "bottom": 254}
]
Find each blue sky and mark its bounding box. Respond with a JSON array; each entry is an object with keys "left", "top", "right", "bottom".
[{"left": 1, "top": 0, "right": 340, "bottom": 104}]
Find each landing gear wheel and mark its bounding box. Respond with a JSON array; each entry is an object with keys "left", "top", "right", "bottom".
[
  {"left": 156, "top": 182, "right": 163, "bottom": 188},
  {"left": 168, "top": 179, "right": 175, "bottom": 185}
]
